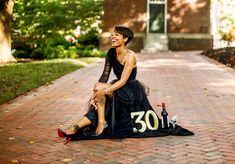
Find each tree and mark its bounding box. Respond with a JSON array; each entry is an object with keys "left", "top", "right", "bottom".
[
  {"left": 0, "top": 0, "right": 17, "bottom": 63},
  {"left": 12, "top": 0, "right": 103, "bottom": 52},
  {"left": 216, "top": 0, "right": 235, "bottom": 46},
  {"left": 0, "top": 0, "right": 103, "bottom": 61},
  {"left": 219, "top": 19, "right": 235, "bottom": 46}
]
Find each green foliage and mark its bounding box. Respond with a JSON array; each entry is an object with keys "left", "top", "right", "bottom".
[
  {"left": 13, "top": 45, "right": 106, "bottom": 59},
  {"left": 76, "top": 45, "right": 105, "bottom": 57},
  {"left": 12, "top": 0, "right": 104, "bottom": 58},
  {"left": 0, "top": 58, "right": 100, "bottom": 105},
  {"left": 46, "top": 35, "right": 73, "bottom": 48},
  {"left": 77, "top": 28, "right": 99, "bottom": 46},
  {"left": 30, "top": 48, "right": 44, "bottom": 59},
  {"left": 219, "top": 16, "right": 235, "bottom": 46},
  {"left": 220, "top": 30, "right": 235, "bottom": 46},
  {"left": 216, "top": 0, "right": 235, "bottom": 46},
  {"left": 65, "top": 46, "right": 80, "bottom": 58},
  {"left": 13, "top": 49, "right": 29, "bottom": 58}
]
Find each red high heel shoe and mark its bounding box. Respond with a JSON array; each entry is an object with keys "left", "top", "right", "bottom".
[
  {"left": 57, "top": 125, "right": 80, "bottom": 145},
  {"left": 57, "top": 129, "right": 71, "bottom": 145},
  {"left": 57, "top": 129, "right": 67, "bottom": 138}
]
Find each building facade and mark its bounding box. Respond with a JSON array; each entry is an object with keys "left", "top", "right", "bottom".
[{"left": 99, "top": 0, "right": 213, "bottom": 52}]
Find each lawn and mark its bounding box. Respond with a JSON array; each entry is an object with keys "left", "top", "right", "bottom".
[{"left": 0, "top": 58, "right": 101, "bottom": 105}]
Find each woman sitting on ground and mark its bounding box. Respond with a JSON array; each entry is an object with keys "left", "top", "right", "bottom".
[{"left": 57, "top": 26, "right": 194, "bottom": 144}]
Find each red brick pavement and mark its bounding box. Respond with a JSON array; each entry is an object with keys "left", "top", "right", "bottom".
[{"left": 0, "top": 51, "right": 235, "bottom": 164}]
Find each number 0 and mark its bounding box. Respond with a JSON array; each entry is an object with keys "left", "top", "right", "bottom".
[
  {"left": 145, "top": 110, "right": 159, "bottom": 130},
  {"left": 131, "top": 111, "right": 146, "bottom": 133}
]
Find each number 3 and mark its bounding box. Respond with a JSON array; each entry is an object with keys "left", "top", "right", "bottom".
[
  {"left": 131, "top": 110, "right": 159, "bottom": 133},
  {"left": 131, "top": 111, "right": 146, "bottom": 133}
]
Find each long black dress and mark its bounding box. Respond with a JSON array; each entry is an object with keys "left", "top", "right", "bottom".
[{"left": 71, "top": 48, "right": 194, "bottom": 140}]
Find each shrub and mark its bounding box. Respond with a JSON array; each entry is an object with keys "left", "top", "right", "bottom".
[
  {"left": 30, "top": 48, "right": 44, "bottom": 59},
  {"left": 77, "top": 29, "right": 99, "bottom": 46},
  {"left": 46, "top": 36, "right": 73, "bottom": 49},
  {"left": 77, "top": 46, "right": 106, "bottom": 57},
  {"left": 41, "top": 45, "right": 80, "bottom": 59},
  {"left": 65, "top": 46, "right": 79, "bottom": 58},
  {"left": 90, "top": 48, "right": 106, "bottom": 57},
  {"left": 41, "top": 45, "right": 64, "bottom": 59},
  {"left": 14, "top": 43, "right": 105, "bottom": 59},
  {"left": 13, "top": 50, "right": 29, "bottom": 58}
]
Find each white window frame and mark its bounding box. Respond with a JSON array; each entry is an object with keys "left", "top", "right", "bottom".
[{"left": 147, "top": 0, "right": 167, "bottom": 34}]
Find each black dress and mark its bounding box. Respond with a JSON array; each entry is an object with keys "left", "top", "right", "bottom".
[{"left": 72, "top": 48, "right": 194, "bottom": 140}]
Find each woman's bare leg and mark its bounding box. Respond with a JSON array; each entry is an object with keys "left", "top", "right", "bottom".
[
  {"left": 65, "top": 116, "right": 91, "bottom": 134},
  {"left": 95, "top": 96, "right": 106, "bottom": 135},
  {"left": 64, "top": 82, "right": 112, "bottom": 135},
  {"left": 93, "top": 82, "right": 112, "bottom": 135}
]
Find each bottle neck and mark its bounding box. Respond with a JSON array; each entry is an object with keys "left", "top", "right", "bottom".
[{"left": 161, "top": 108, "right": 168, "bottom": 115}]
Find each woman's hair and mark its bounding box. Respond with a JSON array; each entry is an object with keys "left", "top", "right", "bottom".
[{"left": 114, "top": 26, "right": 134, "bottom": 45}]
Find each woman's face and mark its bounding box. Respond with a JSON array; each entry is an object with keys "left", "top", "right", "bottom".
[{"left": 111, "top": 30, "right": 127, "bottom": 47}]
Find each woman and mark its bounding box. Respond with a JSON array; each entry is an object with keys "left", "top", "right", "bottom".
[{"left": 58, "top": 26, "right": 193, "bottom": 144}]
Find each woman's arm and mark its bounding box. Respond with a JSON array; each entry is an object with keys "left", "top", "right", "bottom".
[
  {"left": 98, "top": 56, "right": 111, "bottom": 83},
  {"left": 106, "top": 52, "right": 136, "bottom": 93},
  {"left": 93, "top": 52, "right": 136, "bottom": 102},
  {"left": 91, "top": 55, "right": 111, "bottom": 108}
]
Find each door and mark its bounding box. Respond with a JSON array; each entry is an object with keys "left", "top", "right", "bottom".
[{"left": 147, "top": 0, "right": 167, "bottom": 33}]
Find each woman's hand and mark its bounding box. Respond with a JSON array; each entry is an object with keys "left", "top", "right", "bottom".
[{"left": 92, "top": 90, "right": 106, "bottom": 104}]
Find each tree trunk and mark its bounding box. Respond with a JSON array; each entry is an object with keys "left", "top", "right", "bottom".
[{"left": 0, "top": 0, "right": 16, "bottom": 64}]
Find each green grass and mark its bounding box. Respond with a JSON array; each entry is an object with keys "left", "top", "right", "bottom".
[{"left": 0, "top": 57, "right": 101, "bottom": 105}]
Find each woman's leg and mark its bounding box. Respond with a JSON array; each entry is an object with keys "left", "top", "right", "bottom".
[
  {"left": 64, "top": 82, "right": 112, "bottom": 135},
  {"left": 65, "top": 116, "right": 91, "bottom": 134},
  {"left": 93, "top": 82, "right": 112, "bottom": 135},
  {"left": 95, "top": 95, "right": 106, "bottom": 135}
]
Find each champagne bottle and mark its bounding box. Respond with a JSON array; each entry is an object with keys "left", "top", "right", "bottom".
[{"left": 161, "top": 102, "right": 169, "bottom": 129}]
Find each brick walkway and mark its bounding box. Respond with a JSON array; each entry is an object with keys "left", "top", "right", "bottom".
[{"left": 0, "top": 51, "right": 235, "bottom": 164}]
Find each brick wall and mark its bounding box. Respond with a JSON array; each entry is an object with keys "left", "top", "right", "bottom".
[
  {"left": 167, "top": 0, "right": 210, "bottom": 34},
  {"left": 103, "top": 0, "right": 147, "bottom": 33},
  {"left": 168, "top": 34, "right": 213, "bottom": 51},
  {"left": 100, "top": 0, "right": 212, "bottom": 51}
]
